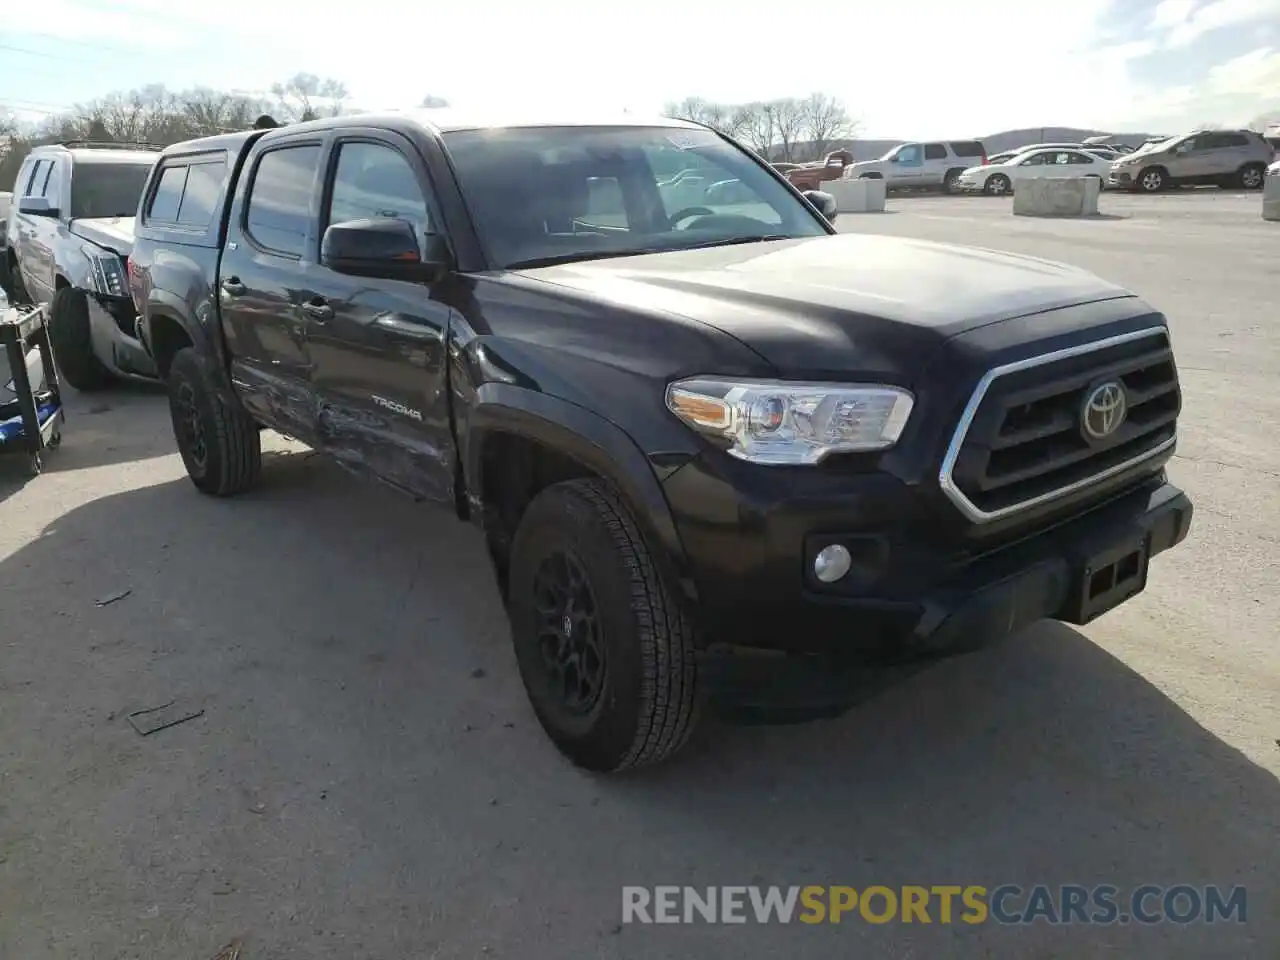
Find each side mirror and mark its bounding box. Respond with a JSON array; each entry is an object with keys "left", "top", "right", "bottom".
[
  {"left": 320, "top": 217, "right": 450, "bottom": 283},
  {"left": 802, "top": 190, "right": 838, "bottom": 224},
  {"left": 19, "top": 196, "right": 58, "bottom": 218}
]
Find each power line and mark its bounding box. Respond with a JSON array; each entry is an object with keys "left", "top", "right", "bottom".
[{"left": 0, "top": 41, "right": 134, "bottom": 69}]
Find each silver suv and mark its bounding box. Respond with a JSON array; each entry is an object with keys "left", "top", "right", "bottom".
[{"left": 1108, "top": 129, "right": 1273, "bottom": 192}]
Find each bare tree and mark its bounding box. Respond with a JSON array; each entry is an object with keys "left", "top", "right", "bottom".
[
  {"left": 271, "top": 73, "right": 349, "bottom": 122},
  {"left": 799, "top": 92, "right": 855, "bottom": 160},
  {"left": 769, "top": 97, "right": 808, "bottom": 162},
  {"left": 420, "top": 94, "right": 450, "bottom": 108},
  {"left": 735, "top": 102, "right": 776, "bottom": 158}
]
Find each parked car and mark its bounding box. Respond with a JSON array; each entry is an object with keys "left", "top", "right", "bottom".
[
  {"left": 841, "top": 140, "right": 988, "bottom": 193},
  {"left": 957, "top": 148, "right": 1113, "bottom": 195},
  {"left": 1108, "top": 129, "right": 1273, "bottom": 192},
  {"left": 0, "top": 191, "right": 11, "bottom": 250},
  {"left": 4, "top": 140, "right": 160, "bottom": 388},
  {"left": 786, "top": 150, "right": 855, "bottom": 190},
  {"left": 130, "top": 111, "right": 1191, "bottom": 773}
]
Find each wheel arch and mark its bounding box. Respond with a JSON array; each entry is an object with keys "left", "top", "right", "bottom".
[{"left": 463, "top": 382, "right": 696, "bottom": 604}]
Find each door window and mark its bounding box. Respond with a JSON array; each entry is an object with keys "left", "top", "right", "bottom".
[
  {"left": 244, "top": 144, "right": 322, "bottom": 258},
  {"left": 1020, "top": 152, "right": 1050, "bottom": 166},
  {"left": 923, "top": 143, "right": 948, "bottom": 160},
  {"left": 39, "top": 160, "right": 61, "bottom": 199},
  {"left": 24, "top": 160, "right": 49, "bottom": 196},
  {"left": 147, "top": 164, "right": 189, "bottom": 222},
  {"left": 896, "top": 144, "right": 922, "bottom": 164},
  {"left": 325, "top": 141, "right": 432, "bottom": 242},
  {"left": 1066, "top": 152, "right": 1094, "bottom": 164}
]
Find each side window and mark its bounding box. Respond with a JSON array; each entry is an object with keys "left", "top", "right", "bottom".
[
  {"left": 949, "top": 141, "right": 984, "bottom": 158},
  {"left": 176, "top": 159, "right": 226, "bottom": 227},
  {"left": 40, "top": 160, "right": 61, "bottom": 198},
  {"left": 244, "top": 144, "right": 322, "bottom": 257},
  {"left": 897, "top": 144, "right": 922, "bottom": 164},
  {"left": 1067, "top": 152, "right": 1093, "bottom": 164},
  {"left": 24, "top": 160, "right": 49, "bottom": 196},
  {"left": 924, "top": 143, "right": 948, "bottom": 161},
  {"left": 1021, "top": 153, "right": 1048, "bottom": 166},
  {"left": 325, "top": 141, "right": 431, "bottom": 240},
  {"left": 147, "top": 164, "right": 189, "bottom": 222},
  {"left": 1223, "top": 133, "right": 1250, "bottom": 148},
  {"left": 1052, "top": 152, "right": 1071, "bottom": 165}
]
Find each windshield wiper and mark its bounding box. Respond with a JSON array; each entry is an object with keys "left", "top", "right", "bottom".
[
  {"left": 681, "top": 234, "right": 793, "bottom": 250},
  {"left": 505, "top": 235, "right": 795, "bottom": 269},
  {"left": 505, "top": 249, "right": 668, "bottom": 269}
]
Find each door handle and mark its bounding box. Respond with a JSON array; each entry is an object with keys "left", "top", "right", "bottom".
[
  {"left": 301, "top": 300, "right": 333, "bottom": 322},
  {"left": 220, "top": 277, "right": 246, "bottom": 296}
]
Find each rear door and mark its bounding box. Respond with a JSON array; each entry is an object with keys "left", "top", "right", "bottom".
[
  {"left": 922, "top": 142, "right": 950, "bottom": 185},
  {"left": 298, "top": 129, "right": 456, "bottom": 503},
  {"left": 15, "top": 158, "right": 54, "bottom": 301},
  {"left": 217, "top": 135, "right": 325, "bottom": 444}
]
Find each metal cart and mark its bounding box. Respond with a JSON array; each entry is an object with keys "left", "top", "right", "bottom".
[{"left": 0, "top": 302, "right": 64, "bottom": 476}]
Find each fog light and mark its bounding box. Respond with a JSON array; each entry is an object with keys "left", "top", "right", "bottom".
[{"left": 813, "top": 544, "right": 852, "bottom": 583}]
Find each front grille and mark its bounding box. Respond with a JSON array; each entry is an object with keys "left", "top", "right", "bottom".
[{"left": 941, "top": 328, "right": 1180, "bottom": 522}]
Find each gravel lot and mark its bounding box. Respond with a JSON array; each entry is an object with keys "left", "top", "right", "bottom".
[{"left": 1, "top": 191, "right": 1276, "bottom": 959}]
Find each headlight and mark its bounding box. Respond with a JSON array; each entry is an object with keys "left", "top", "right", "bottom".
[
  {"left": 665, "top": 377, "right": 914, "bottom": 465},
  {"left": 82, "top": 245, "right": 129, "bottom": 297}
]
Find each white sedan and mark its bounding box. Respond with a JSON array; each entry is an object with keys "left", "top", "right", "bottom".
[{"left": 957, "top": 148, "right": 1114, "bottom": 196}]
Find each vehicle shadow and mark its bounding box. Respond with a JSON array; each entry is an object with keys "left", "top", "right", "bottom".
[
  {"left": 0, "top": 462, "right": 1274, "bottom": 958},
  {"left": 0, "top": 387, "right": 175, "bottom": 500}
]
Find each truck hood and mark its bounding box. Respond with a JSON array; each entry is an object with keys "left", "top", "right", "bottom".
[
  {"left": 70, "top": 216, "right": 135, "bottom": 257},
  {"left": 516, "top": 234, "right": 1135, "bottom": 379}
]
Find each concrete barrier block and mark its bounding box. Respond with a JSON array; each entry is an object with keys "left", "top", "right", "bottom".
[
  {"left": 824, "top": 177, "right": 886, "bottom": 213},
  {"left": 1012, "top": 177, "right": 1101, "bottom": 217},
  {"left": 1263, "top": 174, "right": 1280, "bottom": 222}
]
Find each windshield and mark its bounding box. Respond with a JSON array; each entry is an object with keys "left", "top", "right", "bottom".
[
  {"left": 69, "top": 161, "right": 154, "bottom": 219},
  {"left": 442, "top": 125, "right": 828, "bottom": 269}
]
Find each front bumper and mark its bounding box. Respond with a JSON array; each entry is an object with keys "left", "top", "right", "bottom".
[
  {"left": 664, "top": 458, "right": 1191, "bottom": 661},
  {"left": 1108, "top": 169, "right": 1136, "bottom": 188}
]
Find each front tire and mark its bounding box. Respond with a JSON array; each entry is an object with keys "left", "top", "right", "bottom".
[
  {"left": 984, "top": 174, "right": 1011, "bottom": 196},
  {"left": 48, "top": 287, "right": 113, "bottom": 391},
  {"left": 1137, "top": 167, "right": 1165, "bottom": 192},
  {"left": 508, "top": 478, "right": 699, "bottom": 772},
  {"left": 167, "top": 347, "right": 261, "bottom": 495}
]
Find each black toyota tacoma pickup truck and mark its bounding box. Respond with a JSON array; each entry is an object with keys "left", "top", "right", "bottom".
[{"left": 129, "top": 111, "right": 1192, "bottom": 772}]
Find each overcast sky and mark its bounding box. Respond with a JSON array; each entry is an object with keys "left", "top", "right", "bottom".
[{"left": 2, "top": 0, "right": 1278, "bottom": 137}]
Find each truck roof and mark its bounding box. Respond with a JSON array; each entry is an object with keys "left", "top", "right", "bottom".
[{"left": 159, "top": 109, "right": 705, "bottom": 159}]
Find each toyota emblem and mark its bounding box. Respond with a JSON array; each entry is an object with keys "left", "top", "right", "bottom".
[{"left": 1081, "top": 381, "right": 1127, "bottom": 441}]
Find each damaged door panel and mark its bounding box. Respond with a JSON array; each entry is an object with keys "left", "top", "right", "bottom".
[{"left": 302, "top": 133, "right": 456, "bottom": 503}]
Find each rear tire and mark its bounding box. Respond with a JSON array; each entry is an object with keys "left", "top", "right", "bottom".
[
  {"left": 942, "top": 168, "right": 963, "bottom": 194},
  {"left": 507, "top": 478, "right": 699, "bottom": 772},
  {"left": 167, "top": 347, "right": 261, "bottom": 495},
  {"left": 48, "top": 287, "right": 114, "bottom": 391},
  {"left": 1238, "top": 163, "right": 1266, "bottom": 190}
]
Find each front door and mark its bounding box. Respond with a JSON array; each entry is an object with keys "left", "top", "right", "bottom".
[
  {"left": 888, "top": 143, "right": 924, "bottom": 186},
  {"left": 217, "top": 137, "right": 326, "bottom": 444},
  {"left": 300, "top": 131, "right": 456, "bottom": 504}
]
